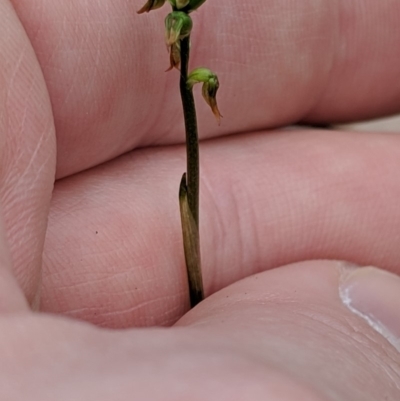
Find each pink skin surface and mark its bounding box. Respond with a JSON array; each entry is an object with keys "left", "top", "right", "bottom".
[{"left": 0, "top": 0, "right": 399, "bottom": 399}]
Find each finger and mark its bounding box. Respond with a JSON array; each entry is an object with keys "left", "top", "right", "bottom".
[
  {"left": 0, "top": 313, "right": 340, "bottom": 401},
  {"left": 0, "top": 49, "right": 28, "bottom": 311},
  {"left": 41, "top": 128, "right": 400, "bottom": 327},
  {"left": 10, "top": 0, "right": 400, "bottom": 177},
  {"left": 3, "top": 261, "right": 400, "bottom": 400},
  {"left": 0, "top": 0, "right": 56, "bottom": 304},
  {"left": 0, "top": 212, "right": 28, "bottom": 312}
]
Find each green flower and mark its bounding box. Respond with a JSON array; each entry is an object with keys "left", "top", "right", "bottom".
[
  {"left": 187, "top": 68, "right": 222, "bottom": 123},
  {"left": 165, "top": 12, "right": 193, "bottom": 46},
  {"left": 137, "top": 0, "right": 166, "bottom": 14}
]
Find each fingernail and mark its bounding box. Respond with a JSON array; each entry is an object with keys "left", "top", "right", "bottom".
[{"left": 339, "top": 266, "right": 400, "bottom": 351}]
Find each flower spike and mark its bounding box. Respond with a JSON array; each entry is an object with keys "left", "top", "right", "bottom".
[{"left": 138, "top": 0, "right": 216, "bottom": 308}]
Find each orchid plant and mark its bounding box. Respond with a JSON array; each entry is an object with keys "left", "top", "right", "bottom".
[{"left": 138, "top": 0, "right": 221, "bottom": 307}]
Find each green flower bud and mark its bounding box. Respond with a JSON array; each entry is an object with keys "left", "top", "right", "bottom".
[
  {"left": 165, "top": 12, "right": 193, "bottom": 46},
  {"left": 168, "top": 0, "right": 207, "bottom": 12},
  {"left": 137, "top": 0, "right": 166, "bottom": 14},
  {"left": 187, "top": 68, "right": 222, "bottom": 124}
]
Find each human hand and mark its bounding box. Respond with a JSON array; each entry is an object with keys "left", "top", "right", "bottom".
[{"left": 1, "top": 0, "right": 400, "bottom": 399}]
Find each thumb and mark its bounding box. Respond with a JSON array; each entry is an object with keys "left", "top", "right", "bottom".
[
  {"left": 177, "top": 261, "right": 400, "bottom": 400},
  {"left": 339, "top": 266, "right": 400, "bottom": 352}
]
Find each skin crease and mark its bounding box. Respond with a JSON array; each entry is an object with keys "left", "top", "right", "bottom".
[{"left": 0, "top": 0, "right": 398, "bottom": 399}]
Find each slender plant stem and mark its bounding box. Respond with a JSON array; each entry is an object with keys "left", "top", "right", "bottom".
[
  {"left": 180, "top": 36, "right": 199, "bottom": 223},
  {"left": 179, "top": 35, "right": 204, "bottom": 307}
]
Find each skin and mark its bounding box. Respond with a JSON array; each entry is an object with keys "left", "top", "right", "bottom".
[{"left": 0, "top": 0, "right": 399, "bottom": 399}]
